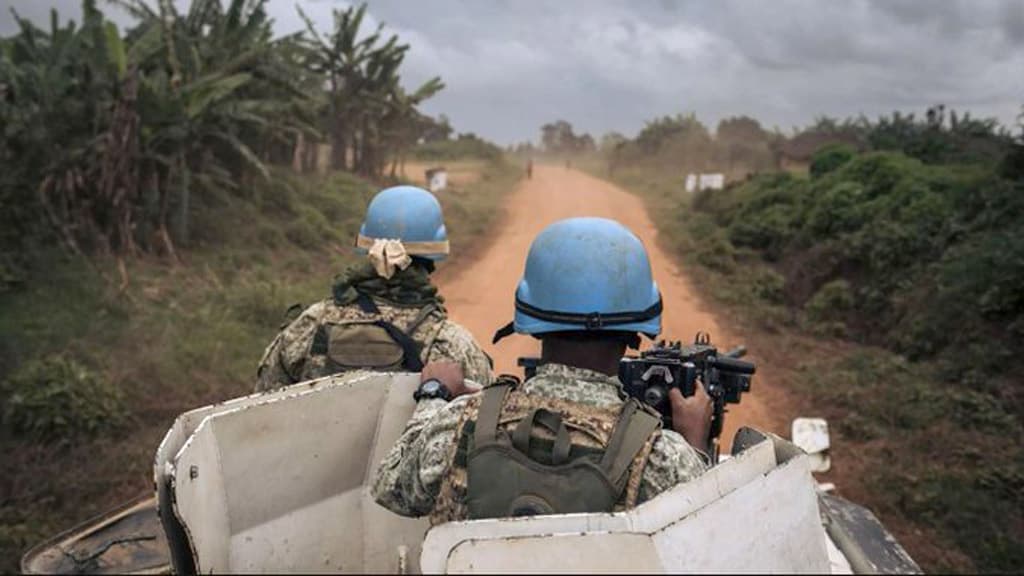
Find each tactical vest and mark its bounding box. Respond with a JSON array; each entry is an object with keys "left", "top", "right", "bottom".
[
  {"left": 464, "top": 383, "right": 661, "bottom": 519},
  {"left": 310, "top": 293, "right": 443, "bottom": 373}
]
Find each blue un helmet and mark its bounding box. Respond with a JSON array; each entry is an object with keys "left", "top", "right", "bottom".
[
  {"left": 492, "top": 217, "right": 662, "bottom": 344},
  {"left": 356, "top": 186, "right": 449, "bottom": 260}
]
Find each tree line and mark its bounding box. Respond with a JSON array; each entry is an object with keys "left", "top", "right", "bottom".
[
  {"left": 529, "top": 107, "right": 1019, "bottom": 181},
  {"left": 0, "top": 0, "right": 448, "bottom": 269}
]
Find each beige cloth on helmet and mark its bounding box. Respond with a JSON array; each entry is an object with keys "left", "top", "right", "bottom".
[{"left": 367, "top": 238, "right": 413, "bottom": 279}]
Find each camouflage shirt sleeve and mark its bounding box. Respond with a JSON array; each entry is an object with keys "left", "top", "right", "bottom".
[
  {"left": 255, "top": 332, "right": 289, "bottom": 392},
  {"left": 255, "top": 301, "right": 327, "bottom": 392},
  {"left": 427, "top": 320, "right": 494, "bottom": 386},
  {"left": 636, "top": 429, "right": 709, "bottom": 504},
  {"left": 371, "top": 394, "right": 471, "bottom": 517}
]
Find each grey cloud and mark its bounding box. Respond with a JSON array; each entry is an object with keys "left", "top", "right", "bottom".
[
  {"left": 873, "top": 0, "right": 966, "bottom": 31},
  {"left": 1003, "top": 1, "right": 1024, "bottom": 45},
  {"left": 3, "top": 0, "right": 1022, "bottom": 143}
]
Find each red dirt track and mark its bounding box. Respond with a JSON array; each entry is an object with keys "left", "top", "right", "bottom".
[{"left": 436, "top": 164, "right": 784, "bottom": 443}]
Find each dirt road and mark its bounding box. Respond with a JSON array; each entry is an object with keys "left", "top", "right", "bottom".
[{"left": 436, "top": 164, "right": 784, "bottom": 442}]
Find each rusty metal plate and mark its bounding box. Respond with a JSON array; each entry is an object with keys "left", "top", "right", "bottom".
[{"left": 21, "top": 495, "right": 169, "bottom": 575}]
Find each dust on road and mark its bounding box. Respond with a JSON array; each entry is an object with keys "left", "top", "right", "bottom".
[{"left": 435, "top": 164, "right": 785, "bottom": 442}]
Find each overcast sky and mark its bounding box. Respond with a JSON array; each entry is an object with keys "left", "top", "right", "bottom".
[{"left": 4, "top": 0, "right": 1022, "bottom": 144}]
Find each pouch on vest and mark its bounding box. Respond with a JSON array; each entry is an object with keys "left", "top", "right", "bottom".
[
  {"left": 465, "top": 384, "right": 661, "bottom": 520},
  {"left": 313, "top": 299, "right": 440, "bottom": 372},
  {"left": 324, "top": 322, "right": 406, "bottom": 369}
]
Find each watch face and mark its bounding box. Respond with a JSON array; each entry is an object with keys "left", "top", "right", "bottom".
[{"left": 422, "top": 380, "right": 441, "bottom": 395}]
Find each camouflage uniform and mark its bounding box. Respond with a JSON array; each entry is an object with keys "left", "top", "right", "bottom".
[
  {"left": 256, "top": 261, "right": 492, "bottom": 391},
  {"left": 255, "top": 300, "right": 493, "bottom": 391},
  {"left": 371, "top": 362, "right": 708, "bottom": 522}
]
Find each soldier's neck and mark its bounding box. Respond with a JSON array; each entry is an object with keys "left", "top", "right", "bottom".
[{"left": 540, "top": 339, "right": 624, "bottom": 376}]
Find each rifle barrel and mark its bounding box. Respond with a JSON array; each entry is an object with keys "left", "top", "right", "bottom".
[
  {"left": 712, "top": 355, "right": 756, "bottom": 374},
  {"left": 723, "top": 345, "right": 747, "bottom": 358}
]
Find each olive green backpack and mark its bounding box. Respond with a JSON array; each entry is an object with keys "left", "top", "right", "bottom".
[{"left": 465, "top": 383, "right": 661, "bottom": 519}]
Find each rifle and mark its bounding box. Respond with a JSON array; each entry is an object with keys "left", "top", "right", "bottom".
[
  {"left": 619, "top": 332, "right": 755, "bottom": 461},
  {"left": 517, "top": 331, "right": 755, "bottom": 463}
]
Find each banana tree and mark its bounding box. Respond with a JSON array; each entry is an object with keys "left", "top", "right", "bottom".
[
  {"left": 298, "top": 2, "right": 413, "bottom": 176},
  {"left": 2, "top": 1, "right": 130, "bottom": 255},
  {"left": 120, "top": 0, "right": 317, "bottom": 248},
  {"left": 2, "top": 0, "right": 320, "bottom": 259},
  {"left": 382, "top": 77, "right": 445, "bottom": 179}
]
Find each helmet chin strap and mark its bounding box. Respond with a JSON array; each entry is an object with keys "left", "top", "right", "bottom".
[{"left": 492, "top": 321, "right": 516, "bottom": 344}]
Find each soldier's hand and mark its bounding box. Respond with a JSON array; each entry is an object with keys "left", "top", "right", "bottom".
[
  {"left": 421, "top": 361, "right": 471, "bottom": 398},
  {"left": 669, "top": 384, "right": 713, "bottom": 450}
]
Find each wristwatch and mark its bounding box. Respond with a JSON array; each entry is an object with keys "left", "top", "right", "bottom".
[{"left": 413, "top": 378, "right": 452, "bottom": 402}]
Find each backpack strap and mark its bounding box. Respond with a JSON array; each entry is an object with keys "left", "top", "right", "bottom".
[
  {"left": 600, "top": 400, "right": 661, "bottom": 485},
  {"left": 375, "top": 322, "right": 425, "bottom": 371},
  {"left": 355, "top": 292, "right": 380, "bottom": 314},
  {"left": 474, "top": 383, "right": 512, "bottom": 449},
  {"left": 406, "top": 301, "right": 442, "bottom": 335}
]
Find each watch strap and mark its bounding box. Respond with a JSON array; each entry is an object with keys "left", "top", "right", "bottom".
[{"left": 414, "top": 378, "right": 452, "bottom": 402}]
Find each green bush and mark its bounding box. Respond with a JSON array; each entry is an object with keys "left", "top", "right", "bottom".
[
  {"left": 797, "top": 349, "right": 1023, "bottom": 572},
  {"left": 804, "top": 181, "right": 869, "bottom": 237},
  {"left": 873, "top": 465, "right": 1024, "bottom": 573},
  {"left": 728, "top": 204, "right": 796, "bottom": 261},
  {"left": 810, "top": 144, "right": 856, "bottom": 178},
  {"left": 690, "top": 148, "right": 1024, "bottom": 380},
  {"left": 1, "top": 356, "right": 127, "bottom": 442},
  {"left": 689, "top": 215, "right": 736, "bottom": 272},
  {"left": 752, "top": 268, "right": 787, "bottom": 304},
  {"left": 620, "top": 110, "right": 1024, "bottom": 573},
  {"left": 805, "top": 279, "right": 853, "bottom": 321},
  {"left": 1001, "top": 142, "right": 1024, "bottom": 180},
  {"left": 843, "top": 152, "right": 914, "bottom": 199},
  {"left": 286, "top": 205, "right": 336, "bottom": 249}
]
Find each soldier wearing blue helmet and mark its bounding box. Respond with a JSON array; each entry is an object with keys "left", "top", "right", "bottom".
[
  {"left": 256, "top": 186, "right": 492, "bottom": 391},
  {"left": 373, "top": 217, "right": 712, "bottom": 522}
]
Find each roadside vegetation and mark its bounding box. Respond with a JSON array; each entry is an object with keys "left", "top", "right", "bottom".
[
  {"left": 603, "top": 107, "right": 1024, "bottom": 573},
  {"left": 0, "top": 169, "right": 370, "bottom": 569},
  {"left": 0, "top": 0, "right": 517, "bottom": 570},
  {"left": 0, "top": 160, "right": 515, "bottom": 570},
  {"left": 408, "top": 115, "right": 504, "bottom": 162}
]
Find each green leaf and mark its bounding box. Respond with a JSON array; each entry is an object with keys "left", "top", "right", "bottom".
[
  {"left": 212, "top": 131, "right": 269, "bottom": 181},
  {"left": 126, "top": 21, "right": 163, "bottom": 65},
  {"left": 104, "top": 22, "right": 126, "bottom": 78},
  {"left": 182, "top": 72, "right": 252, "bottom": 119}
]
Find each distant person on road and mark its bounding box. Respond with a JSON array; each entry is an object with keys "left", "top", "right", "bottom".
[
  {"left": 372, "top": 217, "right": 711, "bottom": 523},
  {"left": 255, "top": 186, "right": 493, "bottom": 392},
  {"left": 526, "top": 157, "right": 533, "bottom": 179}
]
